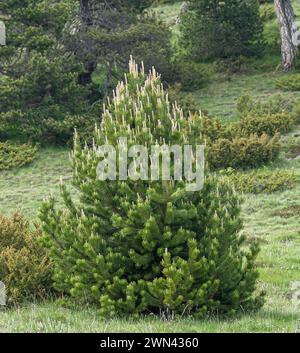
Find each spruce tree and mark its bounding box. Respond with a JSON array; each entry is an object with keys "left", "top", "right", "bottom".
[{"left": 40, "top": 58, "right": 264, "bottom": 317}]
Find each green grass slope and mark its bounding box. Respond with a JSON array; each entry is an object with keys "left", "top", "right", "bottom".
[
  {"left": 0, "top": 148, "right": 72, "bottom": 218},
  {"left": 0, "top": 0, "right": 300, "bottom": 333}
]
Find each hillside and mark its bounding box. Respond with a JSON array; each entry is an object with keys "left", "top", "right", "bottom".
[{"left": 0, "top": 1, "right": 300, "bottom": 333}]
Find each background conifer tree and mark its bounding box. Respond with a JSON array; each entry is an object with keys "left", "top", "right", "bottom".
[
  {"left": 0, "top": 0, "right": 93, "bottom": 144},
  {"left": 180, "top": 0, "right": 264, "bottom": 60}
]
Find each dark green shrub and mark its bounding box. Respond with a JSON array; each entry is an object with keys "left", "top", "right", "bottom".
[
  {"left": 0, "top": 53, "right": 93, "bottom": 144},
  {"left": 275, "top": 74, "right": 300, "bottom": 91},
  {"left": 65, "top": 10, "right": 175, "bottom": 88},
  {"left": 236, "top": 113, "right": 295, "bottom": 137},
  {"left": 173, "top": 60, "right": 211, "bottom": 91},
  {"left": 0, "top": 212, "right": 52, "bottom": 304},
  {"left": 124, "top": 18, "right": 175, "bottom": 84},
  {"left": 221, "top": 168, "right": 297, "bottom": 194},
  {"left": 40, "top": 59, "right": 264, "bottom": 317},
  {"left": 0, "top": 0, "right": 72, "bottom": 54},
  {"left": 0, "top": 141, "right": 38, "bottom": 171},
  {"left": 208, "top": 133, "right": 281, "bottom": 170},
  {"left": 155, "top": 0, "right": 182, "bottom": 3}
]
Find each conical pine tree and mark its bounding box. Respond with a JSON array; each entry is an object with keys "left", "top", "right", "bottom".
[{"left": 40, "top": 58, "right": 264, "bottom": 317}]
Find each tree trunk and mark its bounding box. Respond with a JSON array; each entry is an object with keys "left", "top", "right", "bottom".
[
  {"left": 0, "top": 20, "right": 5, "bottom": 46},
  {"left": 274, "top": 0, "right": 299, "bottom": 72},
  {"left": 78, "top": 0, "right": 95, "bottom": 84}
]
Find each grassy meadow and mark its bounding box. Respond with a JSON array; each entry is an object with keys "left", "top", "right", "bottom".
[{"left": 0, "top": 1, "right": 300, "bottom": 333}]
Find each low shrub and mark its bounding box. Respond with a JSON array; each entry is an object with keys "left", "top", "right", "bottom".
[
  {"left": 208, "top": 133, "right": 281, "bottom": 170},
  {"left": 201, "top": 116, "right": 233, "bottom": 142},
  {"left": 236, "top": 113, "right": 295, "bottom": 137},
  {"left": 0, "top": 141, "right": 38, "bottom": 171},
  {"left": 0, "top": 212, "right": 52, "bottom": 304},
  {"left": 196, "top": 114, "right": 282, "bottom": 170},
  {"left": 221, "top": 168, "right": 297, "bottom": 194},
  {"left": 275, "top": 74, "right": 300, "bottom": 91}
]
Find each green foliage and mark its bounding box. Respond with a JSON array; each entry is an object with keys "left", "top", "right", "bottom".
[
  {"left": 0, "top": 212, "right": 52, "bottom": 304},
  {"left": 126, "top": 18, "right": 175, "bottom": 84},
  {"left": 201, "top": 116, "right": 233, "bottom": 141},
  {"left": 0, "top": 0, "right": 72, "bottom": 54},
  {"left": 275, "top": 74, "right": 300, "bottom": 91},
  {"left": 180, "top": 0, "right": 264, "bottom": 60},
  {"left": 0, "top": 52, "right": 94, "bottom": 144},
  {"left": 208, "top": 133, "right": 281, "bottom": 170},
  {"left": 101, "top": 0, "right": 155, "bottom": 12},
  {"left": 167, "top": 84, "right": 200, "bottom": 113},
  {"left": 221, "top": 168, "right": 297, "bottom": 194},
  {"left": 235, "top": 113, "right": 295, "bottom": 137},
  {"left": 40, "top": 60, "right": 264, "bottom": 317},
  {"left": 173, "top": 60, "right": 210, "bottom": 91},
  {"left": 155, "top": 0, "right": 181, "bottom": 4},
  {"left": 65, "top": 7, "right": 175, "bottom": 89},
  {"left": 198, "top": 115, "right": 282, "bottom": 170},
  {"left": 259, "top": 4, "right": 275, "bottom": 22},
  {"left": 0, "top": 0, "right": 96, "bottom": 145},
  {"left": 0, "top": 142, "right": 38, "bottom": 171}
]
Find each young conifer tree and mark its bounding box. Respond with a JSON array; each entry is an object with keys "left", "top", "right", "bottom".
[{"left": 40, "top": 58, "right": 264, "bottom": 317}]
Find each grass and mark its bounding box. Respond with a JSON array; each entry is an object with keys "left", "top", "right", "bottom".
[
  {"left": 0, "top": 299, "right": 299, "bottom": 333},
  {"left": 193, "top": 68, "right": 300, "bottom": 122},
  {"left": 0, "top": 147, "right": 72, "bottom": 219},
  {"left": 1, "top": 0, "right": 300, "bottom": 333}
]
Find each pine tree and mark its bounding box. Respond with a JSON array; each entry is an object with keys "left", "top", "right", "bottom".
[
  {"left": 0, "top": 0, "right": 72, "bottom": 66},
  {"left": 40, "top": 58, "right": 264, "bottom": 317},
  {"left": 66, "top": 0, "right": 174, "bottom": 89},
  {"left": 180, "top": 0, "right": 264, "bottom": 60},
  {"left": 0, "top": 0, "right": 93, "bottom": 144}
]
